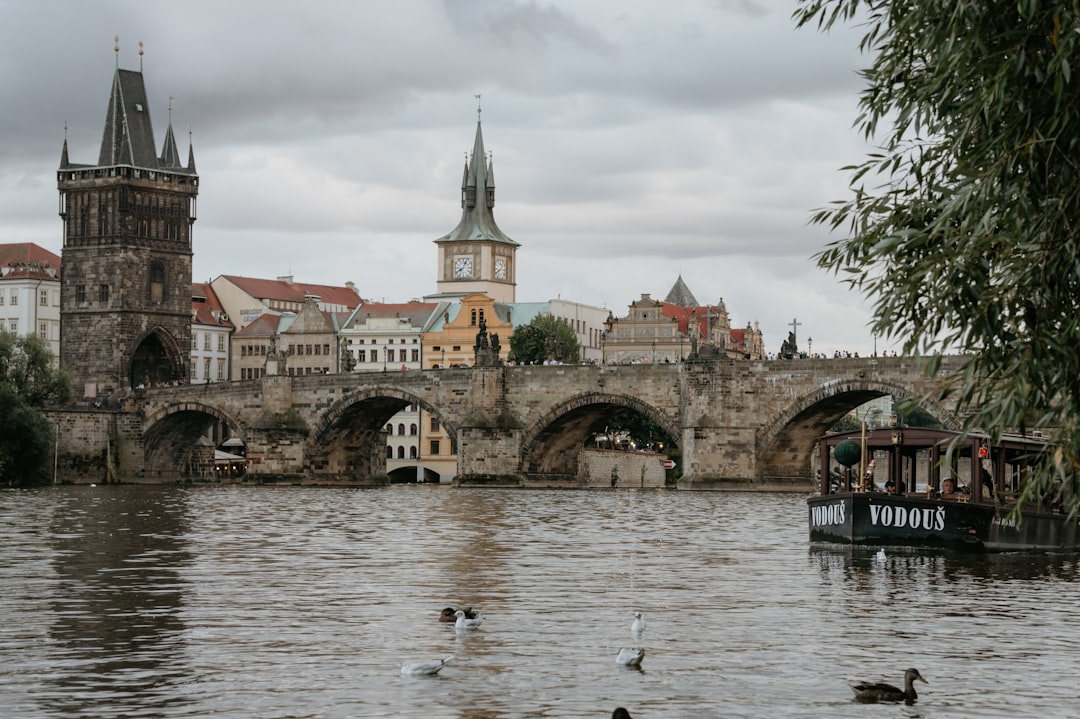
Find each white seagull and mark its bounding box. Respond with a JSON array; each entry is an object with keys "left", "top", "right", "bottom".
[
  {"left": 455, "top": 609, "right": 484, "bottom": 631},
  {"left": 615, "top": 647, "right": 645, "bottom": 667},
  {"left": 630, "top": 611, "right": 646, "bottom": 635},
  {"left": 876, "top": 548, "right": 887, "bottom": 563},
  {"left": 400, "top": 655, "right": 454, "bottom": 676}
]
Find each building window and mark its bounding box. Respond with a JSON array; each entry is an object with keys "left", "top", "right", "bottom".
[
  {"left": 217, "top": 359, "right": 225, "bottom": 380},
  {"left": 39, "top": 289, "right": 48, "bottom": 306},
  {"left": 204, "top": 357, "right": 211, "bottom": 380},
  {"left": 397, "top": 424, "right": 405, "bottom": 435},
  {"left": 39, "top": 323, "right": 48, "bottom": 339},
  {"left": 411, "top": 349, "right": 419, "bottom": 362},
  {"left": 410, "top": 446, "right": 418, "bottom": 459},
  {"left": 204, "top": 334, "right": 211, "bottom": 351},
  {"left": 397, "top": 446, "right": 405, "bottom": 459},
  {"left": 357, "top": 350, "right": 366, "bottom": 363},
  {"left": 323, "top": 344, "right": 330, "bottom": 355},
  {"left": 409, "top": 424, "right": 417, "bottom": 435},
  {"left": 192, "top": 333, "right": 198, "bottom": 350},
  {"left": 430, "top": 440, "right": 440, "bottom": 455},
  {"left": 10, "top": 291, "right": 17, "bottom": 306},
  {"left": 191, "top": 362, "right": 198, "bottom": 380},
  {"left": 218, "top": 335, "right": 225, "bottom": 352},
  {"left": 99, "top": 284, "right": 110, "bottom": 303},
  {"left": 430, "top": 417, "right": 440, "bottom": 432},
  {"left": 385, "top": 424, "right": 393, "bottom": 435},
  {"left": 386, "top": 446, "right": 393, "bottom": 459},
  {"left": 371, "top": 350, "right": 378, "bottom": 363},
  {"left": 75, "top": 285, "right": 85, "bottom": 304},
  {"left": 149, "top": 261, "right": 165, "bottom": 303}
]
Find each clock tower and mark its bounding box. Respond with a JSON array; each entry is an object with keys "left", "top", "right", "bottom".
[{"left": 433, "top": 115, "right": 519, "bottom": 303}]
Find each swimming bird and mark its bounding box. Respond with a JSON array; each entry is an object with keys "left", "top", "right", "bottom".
[
  {"left": 631, "top": 611, "right": 646, "bottom": 635},
  {"left": 454, "top": 609, "right": 484, "bottom": 631},
  {"left": 851, "top": 667, "right": 928, "bottom": 704},
  {"left": 612, "top": 709, "right": 633, "bottom": 719},
  {"left": 439, "top": 606, "right": 477, "bottom": 622},
  {"left": 615, "top": 647, "right": 645, "bottom": 667},
  {"left": 875, "top": 549, "right": 887, "bottom": 563},
  {"left": 400, "top": 655, "right": 454, "bottom": 676}
]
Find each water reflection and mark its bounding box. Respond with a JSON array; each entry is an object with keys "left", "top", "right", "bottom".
[{"left": 42, "top": 486, "right": 192, "bottom": 717}]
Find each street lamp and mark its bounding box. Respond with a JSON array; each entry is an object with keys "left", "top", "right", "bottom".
[
  {"left": 808, "top": 336, "right": 813, "bottom": 358},
  {"left": 383, "top": 341, "right": 388, "bottom": 372},
  {"left": 651, "top": 340, "right": 656, "bottom": 364}
]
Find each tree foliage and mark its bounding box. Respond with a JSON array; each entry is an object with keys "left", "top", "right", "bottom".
[
  {"left": 0, "top": 332, "right": 72, "bottom": 485},
  {"left": 508, "top": 313, "right": 581, "bottom": 365},
  {"left": 795, "top": 1, "right": 1080, "bottom": 516}
]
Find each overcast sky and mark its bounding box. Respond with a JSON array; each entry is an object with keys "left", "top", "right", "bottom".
[{"left": 1, "top": 0, "right": 894, "bottom": 357}]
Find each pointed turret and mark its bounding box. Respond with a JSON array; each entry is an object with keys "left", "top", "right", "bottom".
[
  {"left": 59, "top": 138, "right": 70, "bottom": 169},
  {"left": 160, "top": 121, "right": 181, "bottom": 168},
  {"left": 187, "top": 139, "right": 197, "bottom": 173}
]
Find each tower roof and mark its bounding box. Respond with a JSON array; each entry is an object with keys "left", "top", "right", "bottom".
[
  {"left": 664, "top": 275, "right": 699, "bottom": 307},
  {"left": 436, "top": 121, "right": 519, "bottom": 247},
  {"left": 92, "top": 67, "right": 196, "bottom": 174}
]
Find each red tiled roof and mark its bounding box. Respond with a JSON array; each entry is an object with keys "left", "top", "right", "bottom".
[
  {"left": 192, "top": 282, "right": 234, "bottom": 328},
  {"left": 219, "top": 275, "right": 362, "bottom": 309},
  {"left": 0, "top": 242, "right": 61, "bottom": 280}
]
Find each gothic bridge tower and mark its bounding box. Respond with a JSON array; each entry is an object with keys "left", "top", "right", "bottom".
[{"left": 58, "top": 42, "right": 198, "bottom": 398}]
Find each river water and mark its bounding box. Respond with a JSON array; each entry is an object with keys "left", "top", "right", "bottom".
[{"left": 1, "top": 485, "right": 1078, "bottom": 719}]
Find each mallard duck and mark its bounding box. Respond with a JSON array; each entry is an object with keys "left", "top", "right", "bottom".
[
  {"left": 615, "top": 647, "right": 645, "bottom": 667},
  {"left": 400, "top": 655, "right": 453, "bottom": 676},
  {"left": 612, "top": 709, "right": 633, "bottom": 719},
  {"left": 631, "top": 611, "right": 646, "bottom": 635},
  {"left": 454, "top": 609, "right": 484, "bottom": 631},
  {"left": 851, "top": 667, "right": 927, "bottom": 704},
  {"left": 439, "top": 606, "right": 477, "bottom": 622}
]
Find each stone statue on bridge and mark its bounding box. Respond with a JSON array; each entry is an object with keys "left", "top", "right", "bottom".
[
  {"left": 780, "top": 331, "right": 798, "bottom": 360},
  {"left": 473, "top": 317, "right": 502, "bottom": 367}
]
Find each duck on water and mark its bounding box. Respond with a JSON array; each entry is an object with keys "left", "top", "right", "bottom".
[{"left": 851, "top": 668, "right": 928, "bottom": 705}]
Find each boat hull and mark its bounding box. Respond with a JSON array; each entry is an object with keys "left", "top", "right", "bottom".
[{"left": 808, "top": 493, "right": 1080, "bottom": 551}]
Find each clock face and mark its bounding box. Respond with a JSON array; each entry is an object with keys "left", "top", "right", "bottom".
[
  {"left": 494, "top": 258, "right": 507, "bottom": 279},
  {"left": 454, "top": 257, "right": 473, "bottom": 278}
]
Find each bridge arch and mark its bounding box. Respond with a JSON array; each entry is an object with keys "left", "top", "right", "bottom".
[
  {"left": 141, "top": 400, "right": 247, "bottom": 481},
  {"left": 305, "top": 386, "right": 458, "bottom": 482},
  {"left": 519, "top": 392, "right": 680, "bottom": 483},
  {"left": 754, "top": 378, "right": 962, "bottom": 481}
]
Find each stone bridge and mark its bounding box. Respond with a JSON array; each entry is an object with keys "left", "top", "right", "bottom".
[{"left": 52, "top": 355, "right": 967, "bottom": 488}]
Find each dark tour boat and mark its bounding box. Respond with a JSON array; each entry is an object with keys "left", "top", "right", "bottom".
[{"left": 808, "top": 427, "right": 1080, "bottom": 551}]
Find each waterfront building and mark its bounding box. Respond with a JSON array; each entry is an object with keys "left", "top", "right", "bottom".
[
  {"left": 209, "top": 274, "right": 362, "bottom": 332},
  {"left": 0, "top": 243, "right": 62, "bottom": 361},
  {"left": 230, "top": 312, "right": 283, "bottom": 381},
  {"left": 340, "top": 301, "right": 437, "bottom": 373},
  {"left": 191, "top": 282, "right": 233, "bottom": 383},
  {"left": 58, "top": 48, "right": 198, "bottom": 398},
  {"left": 603, "top": 276, "right": 765, "bottom": 363}
]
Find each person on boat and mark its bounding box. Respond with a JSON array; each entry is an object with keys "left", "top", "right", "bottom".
[
  {"left": 941, "top": 477, "right": 967, "bottom": 495},
  {"left": 884, "top": 478, "right": 906, "bottom": 495},
  {"left": 980, "top": 468, "right": 995, "bottom": 498}
]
